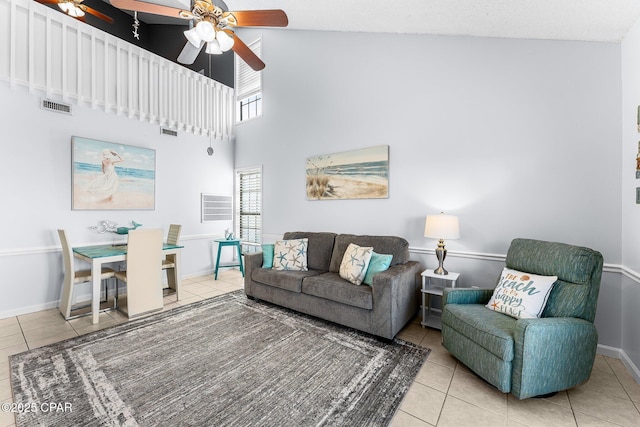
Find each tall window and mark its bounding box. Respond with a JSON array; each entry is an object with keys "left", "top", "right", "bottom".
[
  {"left": 235, "top": 166, "right": 262, "bottom": 247},
  {"left": 235, "top": 38, "right": 262, "bottom": 123}
]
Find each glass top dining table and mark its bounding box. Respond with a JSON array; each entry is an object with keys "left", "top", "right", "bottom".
[{"left": 73, "top": 243, "right": 184, "bottom": 324}]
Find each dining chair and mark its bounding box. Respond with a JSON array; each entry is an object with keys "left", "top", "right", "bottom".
[
  {"left": 162, "top": 224, "right": 182, "bottom": 294},
  {"left": 115, "top": 229, "right": 164, "bottom": 318},
  {"left": 57, "top": 229, "right": 116, "bottom": 320}
]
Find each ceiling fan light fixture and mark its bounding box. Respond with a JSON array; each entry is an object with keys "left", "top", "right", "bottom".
[
  {"left": 184, "top": 27, "right": 202, "bottom": 47},
  {"left": 216, "top": 30, "right": 234, "bottom": 52},
  {"left": 68, "top": 6, "right": 85, "bottom": 18},
  {"left": 206, "top": 40, "right": 222, "bottom": 55},
  {"left": 195, "top": 20, "right": 216, "bottom": 43}
]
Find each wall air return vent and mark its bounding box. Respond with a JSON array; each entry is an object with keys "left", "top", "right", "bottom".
[
  {"left": 40, "top": 98, "right": 72, "bottom": 115},
  {"left": 160, "top": 127, "right": 178, "bottom": 137},
  {"left": 201, "top": 194, "right": 233, "bottom": 222}
]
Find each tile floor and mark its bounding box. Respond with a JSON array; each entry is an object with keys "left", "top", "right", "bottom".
[{"left": 1, "top": 269, "right": 639, "bottom": 427}]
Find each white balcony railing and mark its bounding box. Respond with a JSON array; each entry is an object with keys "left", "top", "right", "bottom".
[{"left": 0, "top": 0, "right": 234, "bottom": 139}]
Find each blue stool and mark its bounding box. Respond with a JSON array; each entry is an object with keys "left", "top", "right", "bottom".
[{"left": 214, "top": 239, "right": 244, "bottom": 279}]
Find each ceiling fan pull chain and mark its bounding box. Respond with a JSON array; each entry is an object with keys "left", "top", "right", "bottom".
[{"left": 133, "top": 11, "right": 140, "bottom": 40}]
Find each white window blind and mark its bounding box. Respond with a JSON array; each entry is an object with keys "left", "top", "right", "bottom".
[
  {"left": 235, "top": 38, "right": 262, "bottom": 101},
  {"left": 201, "top": 194, "right": 233, "bottom": 222},
  {"left": 235, "top": 167, "right": 262, "bottom": 245}
]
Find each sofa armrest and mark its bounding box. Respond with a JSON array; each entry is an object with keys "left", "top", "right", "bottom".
[
  {"left": 443, "top": 288, "right": 494, "bottom": 305},
  {"left": 370, "top": 260, "right": 422, "bottom": 337},
  {"left": 244, "top": 252, "right": 264, "bottom": 296},
  {"left": 512, "top": 317, "right": 598, "bottom": 399}
]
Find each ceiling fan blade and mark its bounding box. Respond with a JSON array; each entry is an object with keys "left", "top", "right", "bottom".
[
  {"left": 34, "top": 0, "right": 60, "bottom": 4},
  {"left": 232, "top": 34, "right": 265, "bottom": 71},
  {"left": 82, "top": 6, "right": 114, "bottom": 24},
  {"left": 177, "top": 41, "right": 203, "bottom": 65},
  {"left": 231, "top": 10, "right": 288, "bottom": 27},
  {"left": 109, "top": 0, "right": 186, "bottom": 19}
]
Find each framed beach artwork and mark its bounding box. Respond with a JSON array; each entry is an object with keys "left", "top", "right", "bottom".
[
  {"left": 72, "top": 136, "right": 156, "bottom": 210},
  {"left": 306, "top": 145, "right": 389, "bottom": 200}
]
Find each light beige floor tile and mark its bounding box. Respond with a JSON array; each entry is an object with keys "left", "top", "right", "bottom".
[
  {"left": 447, "top": 369, "right": 507, "bottom": 416},
  {"left": 105, "top": 310, "right": 130, "bottom": 324},
  {"left": 414, "top": 360, "right": 454, "bottom": 393},
  {"left": 0, "top": 318, "right": 17, "bottom": 330},
  {"left": 0, "top": 344, "right": 28, "bottom": 362},
  {"left": 568, "top": 387, "right": 640, "bottom": 426},
  {"left": 507, "top": 395, "right": 577, "bottom": 427},
  {"left": 453, "top": 360, "right": 473, "bottom": 376},
  {"left": 0, "top": 379, "right": 11, "bottom": 402},
  {"left": 26, "top": 330, "right": 78, "bottom": 350},
  {"left": 199, "top": 289, "right": 230, "bottom": 300},
  {"left": 592, "top": 355, "right": 614, "bottom": 375},
  {"left": 438, "top": 395, "right": 507, "bottom": 427},
  {"left": 17, "top": 315, "right": 67, "bottom": 333},
  {"left": 390, "top": 409, "right": 434, "bottom": 427},
  {"left": 72, "top": 318, "right": 118, "bottom": 336},
  {"left": 22, "top": 323, "right": 75, "bottom": 343},
  {"left": 574, "top": 411, "right": 623, "bottom": 427},
  {"left": 581, "top": 369, "right": 629, "bottom": 400},
  {"left": 0, "top": 325, "right": 21, "bottom": 340},
  {"left": 542, "top": 390, "right": 571, "bottom": 409},
  {"left": 0, "top": 398, "right": 16, "bottom": 427},
  {"left": 0, "top": 335, "right": 25, "bottom": 353},
  {"left": 0, "top": 361, "right": 8, "bottom": 382},
  {"left": 426, "top": 347, "right": 458, "bottom": 369},
  {"left": 397, "top": 324, "right": 428, "bottom": 346},
  {"left": 161, "top": 302, "right": 181, "bottom": 312},
  {"left": 181, "top": 283, "right": 214, "bottom": 296},
  {"left": 175, "top": 295, "right": 205, "bottom": 306},
  {"left": 16, "top": 309, "right": 60, "bottom": 324},
  {"left": 398, "top": 382, "right": 446, "bottom": 425}
]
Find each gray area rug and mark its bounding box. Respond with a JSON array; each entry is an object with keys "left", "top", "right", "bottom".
[{"left": 11, "top": 291, "right": 429, "bottom": 426}]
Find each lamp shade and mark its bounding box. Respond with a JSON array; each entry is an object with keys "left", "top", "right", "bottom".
[
  {"left": 424, "top": 213, "right": 460, "bottom": 240},
  {"left": 184, "top": 27, "right": 202, "bottom": 48}
]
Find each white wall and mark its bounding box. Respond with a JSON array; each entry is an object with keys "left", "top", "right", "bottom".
[
  {"left": 0, "top": 83, "right": 235, "bottom": 317},
  {"left": 621, "top": 15, "right": 640, "bottom": 377},
  {"left": 234, "top": 29, "right": 628, "bottom": 359}
]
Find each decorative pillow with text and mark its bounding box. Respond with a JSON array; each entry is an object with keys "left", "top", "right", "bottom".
[
  {"left": 339, "top": 243, "right": 374, "bottom": 285},
  {"left": 273, "top": 239, "right": 308, "bottom": 271},
  {"left": 485, "top": 268, "right": 557, "bottom": 319}
]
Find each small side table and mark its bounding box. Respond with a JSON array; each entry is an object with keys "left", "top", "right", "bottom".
[
  {"left": 421, "top": 269, "right": 460, "bottom": 330},
  {"left": 214, "top": 239, "right": 244, "bottom": 279}
]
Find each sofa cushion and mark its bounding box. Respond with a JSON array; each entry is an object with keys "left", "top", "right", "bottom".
[
  {"left": 283, "top": 232, "right": 337, "bottom": 271},
  {"left": 273, "top": 238, "right": 308, "bottom": 271},
  {"left": 442, "top": 304, "right": 517, "bottom": 362},
  {"left": 363, "top": 252, "right": 393, "bottom": 286},
  {"left": 301, "top": 272, "right": 373, "bottom": 310},
  {"left": 339, "top": 243, "right": 373, "bottom": 285},
  {"left": 329, "top": 234, "right": 410, "bottom": 273},
  {"left": 261, "top": 244, "right": 275, "bottom": 268},
  {"left": 252, "top": 268, "right": 322, "bottom": 293}
]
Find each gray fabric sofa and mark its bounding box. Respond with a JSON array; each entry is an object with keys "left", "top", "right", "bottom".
[{"left": 244, "top": 232, "right": 422, "bottom": 340}]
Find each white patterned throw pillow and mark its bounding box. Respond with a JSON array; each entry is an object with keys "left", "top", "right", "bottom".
[
  {"left": 273, "top": 238, "right": 309, "bottom": 271},
  {"left": 339, "top": 243, "right": 374, "bottom": 285},
  {"left": 485, "top": 268, "right": 558, "bottom": 319}
]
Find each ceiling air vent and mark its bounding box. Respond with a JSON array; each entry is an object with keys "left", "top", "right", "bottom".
[
  {"left": 40, "top": 98, "right": 72, "bottom": 115},
  {"left": 160, "top": 127, "right": 178, "bottom": 137}
]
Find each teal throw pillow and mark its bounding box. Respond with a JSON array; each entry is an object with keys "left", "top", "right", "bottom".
[
  {"left": 363, "top": 252, "right": 393, "bottom": 286},
  {"left": 262, "top": 244, "right": 275, "bottom": 268}
]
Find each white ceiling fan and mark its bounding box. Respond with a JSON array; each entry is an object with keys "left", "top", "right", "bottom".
[{"left": 110, "top": 0, "right": 288, "bottom": 70}]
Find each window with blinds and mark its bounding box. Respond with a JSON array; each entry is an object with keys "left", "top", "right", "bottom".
[
  {"left": 235, "top": 38, "right": 262, "bottom": 122},
  {"left": 235, "top": 167, "right": 262, "bottom": 245}
]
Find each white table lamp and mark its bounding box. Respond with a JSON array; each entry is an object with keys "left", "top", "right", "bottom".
[{"left": 424, "top": 213, "right": 460, "bottom": 275}]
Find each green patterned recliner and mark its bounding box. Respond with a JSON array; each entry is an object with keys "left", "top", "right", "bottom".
[{"left": 441, "top": 238, "right": 604, "bottom": 399}]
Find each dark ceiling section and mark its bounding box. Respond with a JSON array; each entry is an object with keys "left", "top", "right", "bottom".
[{"left": 38, "top": 0, "right": 234, "bottom": 87}]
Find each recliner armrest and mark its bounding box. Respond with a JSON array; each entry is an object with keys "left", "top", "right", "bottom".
[{"left": 443, "top": 288, "right": 494, "bottom": 305}]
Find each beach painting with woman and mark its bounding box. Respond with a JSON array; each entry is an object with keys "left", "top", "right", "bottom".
[
  {"left": 72, "top": 137, "right": 156, "bottom": 210},
  {"left": 306, "top": 145, "right": 389, "bottom": 200}
]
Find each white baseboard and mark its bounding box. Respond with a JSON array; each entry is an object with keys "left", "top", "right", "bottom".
[{"left": 597, "top": 344, "right": 640, "bottom": 384}]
